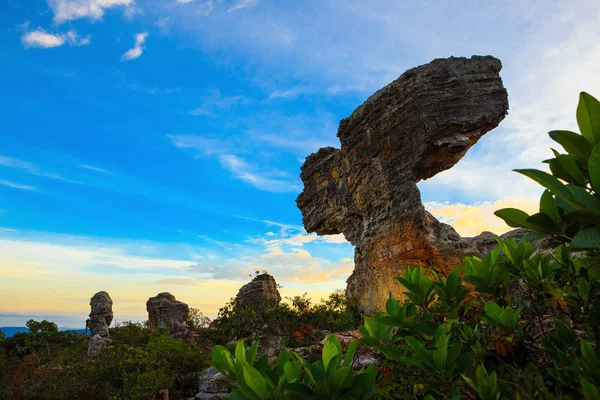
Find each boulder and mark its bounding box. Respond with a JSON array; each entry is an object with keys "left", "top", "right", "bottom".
[
  {"left": 146, "top": 292, "right": 191, "bottom": 339},
  {"left": 234, "top": 273, "right": 281, "bottom": 316},
  {"left": 296, "top": 56, "right": 510, "bottom": 314},
  {"left": 88, "top": 291, "right": 113, "bottom": 338},
  {"left": 196, "top": 366, "right": 231, "bottom": 399},
  {"left": 87, "top": 334, "right": 108, "bottom": 357}
]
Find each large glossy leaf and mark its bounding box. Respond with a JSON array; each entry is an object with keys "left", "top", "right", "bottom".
[
  {"left": 385, "top": 297, "right": 401, "bottom": 317},
  {"left": 242, "top": 364, "right": 268, "bottom": 400},
  {"left": 549, "top": 130, "right": 593, "bottom": 158},
  {"left": 494, "top": 208, "right": 535, "bottom": 230},
  {"left": 515, "top": 169, "right": 572, "bottom": 200},
  {"left": 540, "top": 190, "right": 557, "bottom": 222},
  {"left": 343, "top": 339, "right": 360, "bottom": 367},
  {"left": 526, "top": 212, "right": 560, "bottom": 235},
  {"left": 322, "top": 335, "right": 342, "bottom": 371},
  {"left": 589, "top": 144, "right": 600, "bottom": 193},
  {"left": 330, "top": 366, "right": 354, "bottom": 392},
  {"left": 247, "top": 341, "right": 258, "bottom": 365},
  {"left": 235, "top": 340, "right": 247, "bottom": 364},
  {"left": 571, "top": 227, "right": 600, "bottom": 249},
  {"left": 553, "top": 155, "right": 587, "bottom": 185},
  {"left": 577, "top": 92, "right": 600, "bottom": 146}
]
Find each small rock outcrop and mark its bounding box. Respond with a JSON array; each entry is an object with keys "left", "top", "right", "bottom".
[
  {"left": 296, "top": 56, "right": 509, "bottom": 314},
  {"left": 196, "top": 366, "right": 232, "bottom": 399},
  {"left": 88, "top": 291, "right": 113, "bottom": 337},
  {"left": 87, "top": 291, "right": 113, "bottom": 357},
  {"left": 146, "top": 292, "right": 191, "bottom": 339},
  {"left": 87, "top": 334, "right": 107, "bottom": 357},
  {"left": 234, "top": 273, "right": 281, "bottom": 316}
]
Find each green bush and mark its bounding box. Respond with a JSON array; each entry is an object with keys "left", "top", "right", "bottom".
[{"left": 211, "top": 336, "right": 376, "bottom": 399}]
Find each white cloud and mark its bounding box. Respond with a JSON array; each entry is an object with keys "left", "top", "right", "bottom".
[
  {"left": 196, "top": 1, "right": 214, "bottom": 15},
  {"left": 48, "top": 0, "right": 135, "bottom": 24},
  {"left": 21, "top": 28, "right": 91, "bottom": 49},
  {"left": 219, "top": 154, "right": 301, "bottom": 193},
  {"left": 176, "top": 0, "right": 193, "bottom": 3},
  {"left": 268, "top": 85, "right": 314, "bottom": 100},
  {"left": 425, "top": 197, "right": 539, "bottom": 237},
  {"left": 228, "top": 0, "right": 257, "bottom": 12},
  {"left": 80, "top": 164, "right": 114, "bottom": 174},
  {"left": 188, "top": 89, "right": 254, "bottom": 116},
  {"left": 0, "top": 180, "right": 37, "bottom": 191},
  {"left": 121, "top": 32, "right": 148, "bottom": 61},
  {"left": 0, "top": 154, "right": 81, "bottom": 184},
  {"left": 156, "top": 16, "right": 171, "bottom": 33}
]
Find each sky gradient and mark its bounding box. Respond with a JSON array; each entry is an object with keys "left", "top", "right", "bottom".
[{"left": 1, "top": 0, "right": 599, "bottom": 327}]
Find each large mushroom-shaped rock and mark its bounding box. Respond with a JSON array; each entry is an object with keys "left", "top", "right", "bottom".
[
  {"left": 146, "top": 292, "right": 190, "bottom": 339},
  {"left": 297, "top": 56, "right": 509, "bottom": 314},
  {"left": 234, "top": 273, "right": 281, "bottom": 316}
]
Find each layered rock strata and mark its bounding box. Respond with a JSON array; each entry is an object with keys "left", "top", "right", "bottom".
[{"left": 296, "top": 56, "right": 510, "bottom": 314}]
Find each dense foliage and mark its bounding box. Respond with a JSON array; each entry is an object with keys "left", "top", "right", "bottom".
[
  {"left": 214, "top": 92, "right": 600, "bottom": 399},
  {"left": 210, "top": 289, "right": 362, "bottom": 347},
  {"left": 0, "top": 320, "right": 208, "bottom": 399}
]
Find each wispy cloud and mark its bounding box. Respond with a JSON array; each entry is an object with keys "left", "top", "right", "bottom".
[
  {"left": 169, "top": 134, "right": 301, "bottom": 192},
  {"left": 176, "top": 0, "right": 194, "bottom": 4},
  {"left": 219, "top": 154, "right": 301, "bottom": 193},
  {"left": 48, "top": 0, "right": 135, "bottom": 24},
  {"left": 80, "top": 164, "right": 114, "bottom": 175},
  {"left": 189, "top": 89, "right": 254, "bottom": 116},
  {"left": 0, "top": 154, "right": 81, "bottom": 184},
  {"left": 228, "top": 0, "right": 258, "bottom": 12},
  {"left": 21, "top": 28, "right": 90, "bottom": 49},
  {"left": 121, "top": 32, "right": 148, "bottom": 61},
  {"left": 268, "top": 85, "right": 314, "bottom": 100},
  {"left": 0, "top": 180, "right": 37, "bottom": 191}
]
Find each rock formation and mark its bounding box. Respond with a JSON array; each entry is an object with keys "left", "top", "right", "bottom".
[
  {"left": 234, "top": 273, "right": 281, "bottom": 316},
  {"left": 88, "top": 291, "right": 113, "bottom": 337},
  {"left": 296, "top": 56, "right": 510, "bottom": 314},
  {"left": 146, "top": 292, "right": 191, "bottom": 339},
  {"left": 87, "top": 291, "right": 113, "bottom": 357}
]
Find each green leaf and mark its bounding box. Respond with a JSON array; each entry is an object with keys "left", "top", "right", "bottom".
[
  {"left": 242, "top": 364, "right": 268, "bottom": 400},
  {"left": 247, "top": 341, "right": 258, "bottom": 365},
  {"left": 283, "top": 361, "right": 301, "bottom": 383},
  {"left": 571, "top": 227, "right": 600, "bottom": 249},
  {"left": 494, "top": 208, "right": 536, "bottom": 230},
  {"left": 285, "top": 383, "right": 315, "bottom": 397},
  {"left": 343, "top": 339, "right": 360, "bottom": 367},
  {"left": 589, "top": 144, "right": 600, "bottom": 193},
  {"left": 577, "top": 92, "right": 600, "bottom": 146},
  {"left": 553, "top": 155, "right": 587, "bottom": 185},
  {"left": 330, "top": 366, "right": 354, "bottom": 392},
  {"left": 549, "top": 130, "right": 593, "bottom": 158},
  {"left": 540, "top": 190, "right": 557, "bottom": 222},
  {"left": 385, "top": 297, "right": 400, "bottom": 316},
  {"left": 526, "top": 212, "right": 560, "bottom": 235},
  {"left": 515, "top": 169, "right": 572, "bottom": 200},
  {"left": 322, "top": 335, "right": 342, "bottom": 371},
  {"left": 235, "top": 340, "right": 247, "bottom": 364}
]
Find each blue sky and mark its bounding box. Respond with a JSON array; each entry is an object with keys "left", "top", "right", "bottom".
[{"left": 1, "top": 0, "right": 599, "bottom": 327}]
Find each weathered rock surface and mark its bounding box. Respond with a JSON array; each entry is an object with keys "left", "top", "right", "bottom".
[
  {"left": 196, "top": 366, "right": 231, "bottom": 399},
  {"left": 88, "top": 291, "right": 113, "bottom": 338},
  {"left": 146, "top": 292, "right": 191, "bottom": 339},
  {"left": 234, "top": 273, "right": 281, "bottom": 316},
  {"left": 87, "top": 334, "right": 108, "bottom": 357},
  {"left": 296, "top": 56, "right": 510, "bottom": 314}
]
